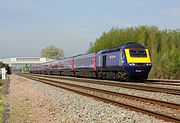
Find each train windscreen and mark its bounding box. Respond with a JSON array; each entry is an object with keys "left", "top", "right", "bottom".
[{"left": 129, "top": 49, "right": 147, "bottom": 57}]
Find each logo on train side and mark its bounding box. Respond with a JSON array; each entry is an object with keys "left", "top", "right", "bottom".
[{"left": 109, "top": 55, "right": 116, "bottom": 59}]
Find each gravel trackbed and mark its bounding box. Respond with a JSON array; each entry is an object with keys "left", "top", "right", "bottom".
[{"left": 5, "top": 75, "right": 168, "bottom": 123}]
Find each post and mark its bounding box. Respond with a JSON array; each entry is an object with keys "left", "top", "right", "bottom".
[{"left": 2, "top": 68, "right": 6, "bottom": 80}]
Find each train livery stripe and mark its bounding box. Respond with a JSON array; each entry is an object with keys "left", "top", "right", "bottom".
[
  {"left": 58, "top": 62, "right": 60, "bottom": 71},
  {"left": 72, "top": 57, "right": 74, "bottom": 71},
  {"left": 50, "top": 64, "right": 52, "bottom": 72},
  {"left": 93, "top": 54, "right": 96, "bottom": 71},
  {"left": 125, "top": 49, "right": 151, "bottom": 63}
]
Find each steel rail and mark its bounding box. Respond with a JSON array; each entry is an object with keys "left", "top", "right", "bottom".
[
  {"left": 148, "top": 79, "right": 180, "bottom": 83},
  {"left": 145, "top": 82, "right": 180, "bottom": 86}
]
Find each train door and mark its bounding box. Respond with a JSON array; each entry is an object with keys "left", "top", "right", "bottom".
[
  {"left": 102, "top": 55, "right": 106, "bottom": 69},
  {"left": 119, "top": 49, "right": 123, "bottom": 66}
]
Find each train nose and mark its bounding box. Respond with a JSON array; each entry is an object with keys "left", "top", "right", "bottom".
[
  {"left": 135, "top": 69, "right": 144, "bottom": 73},
  {"left": 124, "top": 64, "right": 152, "bottom": 79}
]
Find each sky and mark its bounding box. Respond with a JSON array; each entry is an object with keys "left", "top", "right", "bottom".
[{"left": 0, "top": 0, "right": 180, "bottom": 59}]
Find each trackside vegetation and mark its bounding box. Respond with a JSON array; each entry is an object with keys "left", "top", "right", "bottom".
[
  {"left": 0, "top": 80, "right": 5, "bottom": 123},
  {"left": 41, "top": 45, "right": 64, "bottom": 59},
  {"left": 0, "top": 96, "right": 3, "bottom": 123},
  {"left": 0, "top": 62, "right": 11, "bottom": 75},
  {"left": 88, "top": 26, "right": 180, "bottom": 79},
  {"left": 0, "top": 62, "right": 11, "bottom": 122}
]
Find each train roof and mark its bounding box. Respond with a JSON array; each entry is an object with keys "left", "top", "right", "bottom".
[
  {"left": 73, "top": 53, "right": 96, "bottom": 60},
  {"left": 100, "top": 46, "right": 122, "bottom": 54},
  {"left": 38, "top": 42, "right": 147, "bottom": 64},
  {"left": 100, "top": 42, "right": 146, "bottom": 54},
  {"left": 124, "top": 42, "right": 146, "bottom": 49}
]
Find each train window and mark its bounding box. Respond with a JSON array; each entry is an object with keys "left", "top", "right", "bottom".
[{"left": 129, "top": 49, "right": 147, "bottom": 57}]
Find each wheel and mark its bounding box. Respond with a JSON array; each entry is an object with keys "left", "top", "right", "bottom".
[
  {"left": 117, "top": 70, "right": 129, "bottom": 81},
  {"left": 102, "top": 72, "right": 107, "bottom": 79},
  {"left": 97, "top": 72, "right": 103, "bottom": 79}
]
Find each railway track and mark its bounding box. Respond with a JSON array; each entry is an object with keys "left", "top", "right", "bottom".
[
  {"left": 20, "top": 74, "right": 180, "bottom": 123},
  {"left": 24, "top": 73, "right": 180, "bottom": 95}
]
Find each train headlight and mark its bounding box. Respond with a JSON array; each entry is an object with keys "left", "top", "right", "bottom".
[
  {"left": 146, "top": 63, "right": 151, "bottom": 66},
  {"left": 129, "top": 63, "right": 135, "bottom": 66}
]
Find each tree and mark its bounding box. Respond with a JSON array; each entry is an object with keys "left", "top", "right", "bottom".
[
  {"left": 0, "top": 62, "right": 11, "bottom": 74},
  {"left": 41, "top": 45, "right": 64, "bottom": 59}
]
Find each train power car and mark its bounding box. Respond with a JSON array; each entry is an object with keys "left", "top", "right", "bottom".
[
  {"left": 30, "top": 42, "right": 152, "bottom": 81},
  {"left": 95, "top": 42, "right": 152, "bottom": 81}
]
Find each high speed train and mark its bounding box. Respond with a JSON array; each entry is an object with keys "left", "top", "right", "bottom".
[{"left": 30, "top": 42, "right": 152, "bottom": 81}]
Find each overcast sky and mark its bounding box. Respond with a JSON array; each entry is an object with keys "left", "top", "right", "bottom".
[{"left": 0, "top": 0, "right": 179, "bottom": 59}]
